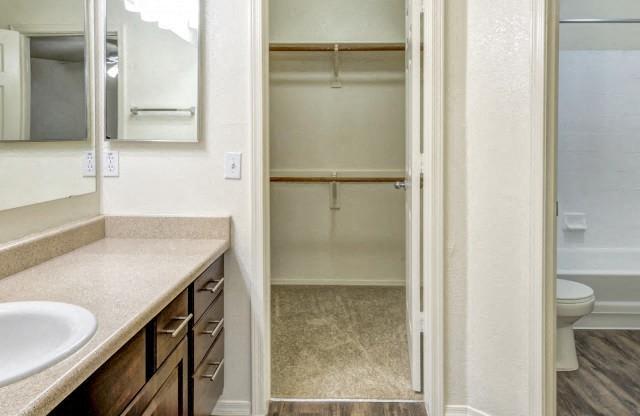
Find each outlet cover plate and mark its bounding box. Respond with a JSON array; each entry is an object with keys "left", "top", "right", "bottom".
[
  {"left": 103, "top": 151, "right": 119, "bottom": 177},
  {"left": 83, "top": 151, "right": 96, "bottom": 177}
]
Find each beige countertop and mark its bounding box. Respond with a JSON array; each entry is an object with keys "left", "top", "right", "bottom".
[{"left": 0, "top": 237, "right": 229, "bottom": 416}]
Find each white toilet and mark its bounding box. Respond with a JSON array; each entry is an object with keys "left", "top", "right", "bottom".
[{"left": 556, "top": 278, "right": 595, "bottom": 371}]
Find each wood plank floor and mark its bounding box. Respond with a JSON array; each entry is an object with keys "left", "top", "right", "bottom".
[
  {"left": 557, "top": 330, "right": 640, "bottom": 416},
  {"left": 268, "top": 401, "right": 428, "bottom": 416}
]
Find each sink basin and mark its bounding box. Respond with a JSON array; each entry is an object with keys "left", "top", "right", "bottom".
[{"left": 0, "top": 301, "right": 97, "bottom": 387}]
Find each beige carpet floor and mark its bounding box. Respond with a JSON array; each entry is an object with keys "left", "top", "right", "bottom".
[{"left": 271, "top": 285, "right": 423, "bottom": 400}]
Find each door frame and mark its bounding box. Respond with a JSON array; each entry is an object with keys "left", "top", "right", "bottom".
[
  {"left": 249, "top": 0, "right": 445, "bottom": 415},
  {"left": 532, "top": 0, "right": 558, "bottom": 415}
]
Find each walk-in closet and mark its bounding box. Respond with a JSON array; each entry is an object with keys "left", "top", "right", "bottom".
[{"left": 269, "top": 0, "right": 423, "bottom": 400}]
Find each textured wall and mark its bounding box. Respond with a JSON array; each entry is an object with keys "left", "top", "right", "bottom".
[
  {"left": 465, "top": 0, "right": 533, "bottom": 413},
  {"left": 101, "top": 0, "right": 252, "bottom": 403}
]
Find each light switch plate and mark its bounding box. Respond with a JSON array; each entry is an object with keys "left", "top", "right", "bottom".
[
  {"left": 83, "top": 151, "right": 96, "bottom": 177},
  {"left": 224, "top": 152, "right": 242, "bottom": 179},
  {"left": 103, "top": 151, "right": 119, "bottom": 177}
]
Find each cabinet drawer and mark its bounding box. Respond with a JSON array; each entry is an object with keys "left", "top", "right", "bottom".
[
  {"left": 155, "top": 290, "right": 191, "bottom": 368},
  {"left": 193, "top": 332, "right": 224, "bottom": 416},
  {"left": 193, "top": 294, "right": 224, "bottom": 368},
  {"left": 50, "top": 330, "right": 146, "bottom": 416},
  {"left": 193, "top": 257, "right": 224, "bottom": 322}
]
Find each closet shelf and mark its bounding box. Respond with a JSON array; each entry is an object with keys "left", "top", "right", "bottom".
[
  {"left": 270, "top": 176, "right": 405, "bottom": 183},
  {"left": 269, "top": 42, "right": 405, "bottom": 52}
]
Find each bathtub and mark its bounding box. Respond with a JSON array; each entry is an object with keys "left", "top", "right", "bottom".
[{"left": 558, "top": 248, "right": 640, "bottom": 329}]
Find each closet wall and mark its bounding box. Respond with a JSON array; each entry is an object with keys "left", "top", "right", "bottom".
[{"left": 269, "top": 0, "right": 406, "bottom": 286}]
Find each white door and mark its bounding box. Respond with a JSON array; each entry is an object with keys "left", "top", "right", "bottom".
[
  {"left": 404, "top": 0, "right": 422, "bottom": 392},
  {"left": 0, "top": 29, "right": 23, "bottom": 140}
]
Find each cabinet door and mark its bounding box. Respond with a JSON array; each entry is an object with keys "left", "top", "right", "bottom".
[
  {"left": 50, "top": 331, "right": 147, "bottom": 416},
  {"left": 121, "top": 338, "right": 189, "bottom": 416},
  {"left": 140, "top": 367, "right": 182, "bottom": 416}
]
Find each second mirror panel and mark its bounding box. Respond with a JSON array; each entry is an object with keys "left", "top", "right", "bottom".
[{"left": 106, "top": 0, "right": 200, "bottom": 142}]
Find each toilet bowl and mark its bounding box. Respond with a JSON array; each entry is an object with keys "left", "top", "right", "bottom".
[{"left": 556, "top": 278, "right": 595, "bottom": 371}]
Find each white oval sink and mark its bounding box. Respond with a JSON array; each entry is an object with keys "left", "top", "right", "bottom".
[{"left": 0, "top": 301, "right": 97, "bottom": 387}]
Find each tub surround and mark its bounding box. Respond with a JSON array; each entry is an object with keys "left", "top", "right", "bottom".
[
  {"left": 0, "top": 216, "right": 230, "bottom": 416},
  {"left": 558, "top": 248, "right": 640, "bottom": 330}
]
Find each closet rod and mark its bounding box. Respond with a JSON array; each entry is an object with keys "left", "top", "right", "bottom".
[
  {"left": 269, "top": 42, "right": 406, "bottom": 52},
  {"left": 270, "top": 176, "right": 405, "bottom": 183},
  {"left": 560, "top": 18, "right": 640, "bottom": 23}
]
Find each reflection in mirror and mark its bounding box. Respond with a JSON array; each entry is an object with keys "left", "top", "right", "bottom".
[
  {"left": 0, "top": 0, "right": 96, "bottom": 211},
  {"left": 106, "top": 0, "right": 200, "bottom": 142},
  {"left": 0, "top": 3, "right": 88, "bottom": 142}
]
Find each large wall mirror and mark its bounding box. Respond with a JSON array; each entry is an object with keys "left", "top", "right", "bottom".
[
  {"left": 0, "top": 0, "right": 96, "bottom": 211},
  {"left": 106, "top": 0, "right": 201, "bottom": 142},
  {"left": 0, "top": 1, "right": 90, "bottom": 142}
]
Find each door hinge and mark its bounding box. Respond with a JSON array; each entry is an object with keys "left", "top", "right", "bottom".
[
  {"left": 419, "top": 313, "right": 425, "bottom": 333},
  {"left": 419, "top": 153, "right": 425, "bottom": 174}
]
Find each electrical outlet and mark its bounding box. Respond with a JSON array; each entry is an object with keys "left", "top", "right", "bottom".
[
  {"left": 103, "top": 151, "right": 119, "bottom": 177},
  {"left": 83, "top": 151, "right": 96, "bottom": 177},
  {"left": 224, "top": 152, "right": 242, "bottom": 179}
]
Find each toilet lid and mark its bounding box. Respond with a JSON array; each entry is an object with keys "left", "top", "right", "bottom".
[{"left": 557, "top": 279, "right": 594, "bottom": 303}]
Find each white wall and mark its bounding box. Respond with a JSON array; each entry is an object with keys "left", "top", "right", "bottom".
[
  {"left": 270, "top": 0, "right": 404, "bottom": 43},
  {"left": 101, "top": 0, "right": 251, "bottom": 404},
  {"left": 465, "top": 0, "right": 533, "bottom": 413}
]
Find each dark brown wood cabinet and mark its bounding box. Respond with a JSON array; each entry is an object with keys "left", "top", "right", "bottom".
[
  {"left": 189, "top": 257, "right": 225, "bottom": 416},
  {"left": 50, "top": 331, "right": 148, "bottom": 416},
  {"left": 50, "top": 256, "right": 225, "bottom": 416},
  {"left": 121, "top": 338, "right": 189, "bottom": 416}
]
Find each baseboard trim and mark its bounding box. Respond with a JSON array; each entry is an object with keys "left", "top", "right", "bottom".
[
  {"left": 212, "top": 400, "right": 251, "bottom": 416},
  {"left": 271, "top": 278, "right": 405, "bottom": 287},
  {"left": 446, "top": 405, "right": 493, "bottom": 416},
  {"left": 575, "top": 301, "right": 640, "bottom": 330},
  {"left": 270, "top": 398, "right": 424, "bottom": 403}
]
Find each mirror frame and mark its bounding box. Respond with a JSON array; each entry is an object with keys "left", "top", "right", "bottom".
[
  {"left": 0, "top": 0, "right": 95, "bottom": 144},
  {"left": 102, "top": 0, "right": 202, "bottom": 143}
]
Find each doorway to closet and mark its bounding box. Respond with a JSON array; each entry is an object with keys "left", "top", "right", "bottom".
[{"left": 268, "top": 0, "right": 423, "bottom": 401}]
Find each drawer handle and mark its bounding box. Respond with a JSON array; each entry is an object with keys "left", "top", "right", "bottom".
[
  {"left": 201, "top": 318, "right": 224, "bottom": 338},
  {"left": 202, "top": 359, "right": 224, "bottom": 381},
  {"left": 158, "top": 313, "right": 193, "bottom": 338},
  {"left": 199, "top": 277, "right": 224, "bottom": 294}
]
